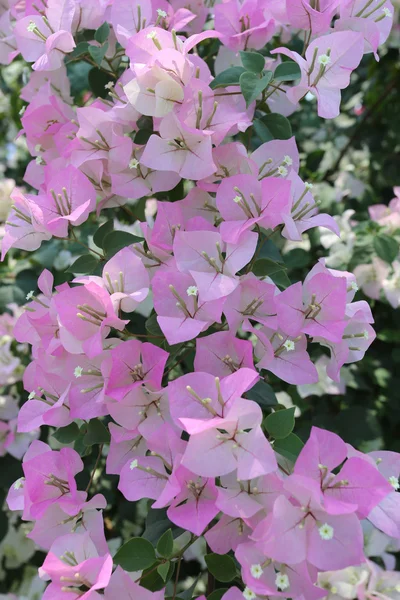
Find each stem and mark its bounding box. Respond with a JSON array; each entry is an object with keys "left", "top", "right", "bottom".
[{"left": 85, "top": 444, "right": 104, "bottom": 494}]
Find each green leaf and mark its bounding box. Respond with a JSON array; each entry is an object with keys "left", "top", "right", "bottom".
[
  {"left": 253, "top": 113, "right": 292, "bottom": 142},
  {"left": 273, "top": 61, "right": 301, "bottom": 82},
  {"left": 145, "top": 313, "right": 164, "bottom": 336},
  {"left": 134, "top": 129, "right": 154, "bottom": 145},
  {"left": 88, "top": 67, "right": 113, "bottom": 98},
  {"left": 240, "top": 71, "right": 272, "bottom": 107},
  {"left": 68, "top": 41, "right": 89, "bottom": 59},
  {"left": 94, "top": 22, "right": 110, "bottom": 44},
  {"left": 141, "top": 561, "right": 175, "bottom": 591},
  {"left": 246, "top": 380, "right": 277, "bottom": 408},
  {"left": 0, "top": 285, "right": 25, "bottom": 311},
  {"left": 208, "top": 590, "right": 229, "bottom": 600},
  {"left": 373, "top": 234, "right": 399, "bottom": 264},
  {"left": 93, "top": 220, "right": 113, "bottom": 250},
  {"left": 88, "top": 42, "right": 109, "bottom": 66},
  {"left": 114, "top": 537, "right": 157, "bottom": 571},
  {"left": 210, "top": 66, "right": 246, "bottom": 89},
  {"left": 53, "top": 422, "right": 80, "bottom": 444},
  {"left": 239, "top": 51, "right": 265, "bottom": 73},
  {"left": 157, "top": 529, "right": 174, "bottom": 558},
  {"left": 284, "top": 248, "right": 309, "bottom": 269},
  {"left": 143, "top": 509, "right": 184, "bottom": 544},
  {"left": 67, "top": 254, "right": 99, "bottom": 274},
  {"left": 270, "top": 269, "right": 291, "bottom": 289},
  {"left": 157, "top": 562, "right": 170, "bottom": 582},
  {"left": 103, "top": 230, "right": 144, "bottom": 258},
  {"left": 83, "top": 419, "right": 111, "bottom": 445},
  {"left": 274, "top": 433, "right": 304, "bottom": 462},
  {"left": 252, "top": 257, "right": 287, "bottom": 277},
  {"left": 264, "top": 407, "right": 296, "bottom": 439},
  {"left": 257, "top": 237, "right": 284, "bottom": 264},
  {"left": 205, "top": 554, "right": 237, "bottom": 583}
]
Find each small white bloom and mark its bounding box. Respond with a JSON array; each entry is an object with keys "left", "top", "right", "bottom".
[
  {"left": 147, "top": 30, "right": 157, "bottom": 39},
  {"left": 305, "top": 91, "right": 315, "bottom": 101},
  {"left": 35, "top": 156, "right": 44, "bottom": 165},
  {"left": 304, "top": 182, "right": 313, "bottom": 190},
  {"left": 389, "top": 475, "right": 399, "bottom": 490},
  {"left": 362, "top": 330, "right": 369, "bottom": 340},
  {"left": 129, "top": 158, "right": 139, "bottom": 170},
  {"left": 28, "top": 391, "right": 36, "bottom": 400},
  {"left": 13, "top": 477, "right": 24, "bottom": 490},
  {"left": 74, "top": 366, "right": 83, "bottom": 378},
  {"left": 382, "top": 7, "right": 392, "bottom": 17},
  {"left": 283, "top": 155, "right": 292, "bottom": 166},
  {"left": 104, "top": 81, "right": 114, "bottom": 90},
  {"left": 34, "top": 144, "right": 42, "bottom": 153},
  {"left": 319, "top": 523, "right": 334, "bottom": 540},
  {"left": 283, "top": 340, "right": 295, "bottom": 352},
  {"left": 350, "top": 281, "right": 359, "bottom": 292},
  {"left": 318, "top": 54, "right": 331, "bottom": 66},
  {"left": 233, "top": 195, "right": 242, "bottom": 203},
  {"left": 250, "top": 564, "right": 263, "bottom": 579},
  {"left": 130, "top": 459, "right": 138, "bottom": 470},
  {"left": 157, "top": 8, "right": 167, "bottom": 17},
  {"left": 243, "top": 588, "right": 256, "bottom": 600},
  {"left": 186, "top": 285, "right": 198, "bottom": 297},
  {"left": 27, "top": 21, "right": 37, "bottom": 32},
  {"left": 277, "top": 166, "right": 288, "bottom": 177},
  {"left": 275, "top": 573, "right": 289, "bottom": 590},
  {"left": 26, "top": 290, "right": 35, "bottom": 300}
]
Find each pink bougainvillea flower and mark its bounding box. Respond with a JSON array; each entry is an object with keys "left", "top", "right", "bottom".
[
  {"left": 216, "top": 471, "right": 283, "bottom": 519},
  {"left": 141, "top": 112, "right": 216, "bottom": 181},
  {"left": 216, "top": 174, "right": 292, "bottom": 244},
  {"left": 276, "top": 271, "right": 347, "bottom": 342},
  {"left": 1, "top": 188, "right": 51, "bottom": 259},
  {"left": 287, "top": 0, "right": 341, "bottom": 34},
  {"left": 54, "top": 282, "right": 127, "bottom": 358},
  {"left": 173, "top": 229, "right": 257, "bottom": 301},
  {"left": 168, "top": 367, "right": 258, "bottom": 427},
  {"left": 34, "top": 165, "right": 97, "bottom": 238},
  {"left": 194, "top": 331, "right": 256, "bottom": 378},
  {"left": 214, "top": 0, "right": 276, "bottom": 51},
  {"left": 152, "top": 270, "right": 225, "bottom": 344},
  {"left": 282, "top": 172, "right": 340, "bottom": 241},
  {"left": 75, "top": 247, "right": 149, "bottom": 313},
  {"left": 272, "top": 31, "right": 364, "bottom": 118},
  {"left": 250, "top": 136, "right": 300, "bottom": 181},
  {"left": 181, "top": 398, "right": 276, "bottom": 479},
  {"left": 222, "top": 273, "right": 278, "bottom": 333},
  {"left": 104, "top": 567, "right": 165, "bottom": 600}
]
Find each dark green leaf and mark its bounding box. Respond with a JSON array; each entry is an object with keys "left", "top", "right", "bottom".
[
  {"left": 210, "top": 66, "right": 246, "bottom": 89},
  {"left": 157, "top": 562, "right": 170, "bottom": 582},
  {"left": 246, "top": 380, "right": 277, "bottom": 408},
  {"left": 83, "top": 419, "right": 111, "bottom": 445},
  {"left": 68, "top": 41, "right": 89, "bottom": 59},
  {"left": 274, "top": 433, "right": 304, "bottom": 462},
  {"left": 270, "top": 269, "right": 291, "bottom": 289},
  {"left": 257, "top": 237, "right": 284, "bottom": 263},
  {"left": 114, "top": 537, "right": 157, "bottom": 571},
  {"left": 240, "top": 71, "right": 272, "bottom": 107},
  {"left": 208, "top": 590, "right": 229, "bottom": 600},
  {"left": 88, "top": 67, "right": 114, "bottom": 98},
  {"left": 88, "top": 42, "right": 109, "bottom": 66},
  {"left": 273, "top": 61, "right": 301, "bottom": 82},
  {"left": 93, "top": 220, "right": 113, "bottom": 250},
  {"left": 252, "top": 258, "right": 287, "bottom": 277},
  {"left": 15, "top": 269, "right": 38, "bottom": 296},
  {"left": 373, "top": 234, "right": 399, "bottom": 263},
  {"left": 67, "top": 254, "right": 99, "bottom": 274},
  {"left": 103, "top": 230, "right": 144, "bottom": 258},
  {"left": 145, "top": 313, "right": 164, "bottom": 337},
  {"left": 239, "top": 51, "right": 265, "bottom": 73},
  {"left": 94, "top": 22, "right": 110, "bottom": 44},
  {"left": 157, "top": 529, "right": 174, "bottom": 558},
  {"left": 135, "top": 129, "right": 154, "bottom": 145},
  {"left": 254, "top": 113, "right": 292, "bottom": 142},
  {"left": 264, "top": 407, "right": 296, "bottom": 439},
  {"left": 205, "top": 554, "right": 237, "bottom": 583},
  {"left": 141, "top": 561, "right": 175, "bottom": 591},
  {"left": 143, "top": 509, "right": 184, "bottom": 544},
  {"left": 284, "top": 248, "right": 309, "bottom": 269},
  {"left": 53, "top": 422, "right": 80, "bottom": 444},
  {"left": 0, "top": 285, "right": 25, "bottom": 311}
]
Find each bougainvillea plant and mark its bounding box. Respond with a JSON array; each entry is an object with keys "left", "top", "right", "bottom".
[{"left": 1, "top": 0, "right": 399, "bottom": 598}]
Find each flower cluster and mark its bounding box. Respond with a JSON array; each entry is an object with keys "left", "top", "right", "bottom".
[{"left": 0, "top": 0, "right": 398, "bottom": 598}]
